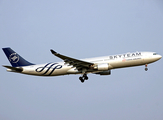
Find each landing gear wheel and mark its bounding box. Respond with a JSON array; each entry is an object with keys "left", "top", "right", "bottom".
[
  {"left": 79, "top": 77, "right": 84, "bottom": 83},
  {"left": 85, "top": 76, "right": 88, "bottom": 80},
  {"left": 81, "top": 79, "right": 84, "bottom": 83},
  {"left": 79, "top": 76, "right": 82, "bottom": 80},
  {"left": 145, "top": 68, "right": 148, "bottom": 71}
]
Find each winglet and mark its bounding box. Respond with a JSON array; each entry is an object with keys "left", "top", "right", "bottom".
[{"left": 50, "top": 49, "right": 57, "bottom": 55}]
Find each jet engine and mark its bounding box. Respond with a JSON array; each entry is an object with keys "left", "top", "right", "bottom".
[{"left": 93, "top": 63, "right": 109, "bottom": 71}]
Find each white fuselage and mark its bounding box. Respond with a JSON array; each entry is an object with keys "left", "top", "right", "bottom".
[{"left": 12, "top": 52, "right": 161, "bottom": 76}]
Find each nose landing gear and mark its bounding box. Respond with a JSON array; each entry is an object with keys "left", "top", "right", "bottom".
[
  {"left": 145, "top": 64, "right": 148, "bottom": 71},
  {"left": 79, "top": 73, "right": 88, "bottom": 83}
]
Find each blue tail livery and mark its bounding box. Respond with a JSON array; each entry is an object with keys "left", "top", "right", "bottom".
[{"left": 2, "top": 47, "right": 34, "bottom": 67}]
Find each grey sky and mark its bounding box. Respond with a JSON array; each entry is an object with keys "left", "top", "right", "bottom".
[{"left": 0, "top": 0, "right": 163, "bottom": 120}]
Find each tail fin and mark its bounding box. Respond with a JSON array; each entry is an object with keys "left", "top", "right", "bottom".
[{"left": 2, "top": 47, "right": 34, "bottom": 67}]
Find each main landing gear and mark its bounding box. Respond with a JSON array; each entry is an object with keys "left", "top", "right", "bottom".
[
  {"left": 145, "top": 64, "right": 148, "bottom": 71},
  {"left": 79, "top": 73, "right": 88, "bottom": 83}
]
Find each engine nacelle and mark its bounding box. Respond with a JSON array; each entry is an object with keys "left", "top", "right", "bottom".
[
  {"left": 94, "top": 63, "right": 109, "bottom": 71},
  {"left": 96, "top": 70, "right": 111, "bottom": 75}
]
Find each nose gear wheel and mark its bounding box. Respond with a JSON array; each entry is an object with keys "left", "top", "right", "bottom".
[{"left": 145, "top": 64, "right": 148, "bottom": 71}]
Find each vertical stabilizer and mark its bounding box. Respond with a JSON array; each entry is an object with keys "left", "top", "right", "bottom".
[{"left": 2, "top": 47, "right": 34, "bottom": 67}]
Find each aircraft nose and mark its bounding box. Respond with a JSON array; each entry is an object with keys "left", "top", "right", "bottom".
[{"left": 158, "top": 55, "right": 162, "bottom": 59}]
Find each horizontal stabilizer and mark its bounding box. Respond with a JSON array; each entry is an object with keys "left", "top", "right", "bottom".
[{"left": 3, "top": 65, "right": 23, "bottom": 72}]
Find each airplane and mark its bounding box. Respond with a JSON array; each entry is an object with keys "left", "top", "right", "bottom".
[{"left": 2, "top": 47, "right": 162, "bottom": 83}]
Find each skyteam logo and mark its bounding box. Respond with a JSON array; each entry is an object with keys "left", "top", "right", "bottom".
[{"left": 9, "top": 53, "right": 19, "bottom": 63}]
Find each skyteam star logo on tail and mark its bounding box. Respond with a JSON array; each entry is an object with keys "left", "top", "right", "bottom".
[{"left": 9, "top": 53, "right": 19, "bottom": 63}]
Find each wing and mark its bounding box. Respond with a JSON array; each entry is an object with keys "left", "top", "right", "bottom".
[{"left": 50, "top": 50, "right": 94, "bottom": 70}]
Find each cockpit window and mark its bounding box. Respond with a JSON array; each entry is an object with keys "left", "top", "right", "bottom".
[{"left": 153, "top": 53, "right": 157, "bottom": 55}]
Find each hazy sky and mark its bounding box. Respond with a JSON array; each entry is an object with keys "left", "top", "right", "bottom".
[{"left": 1, "top": 0, "right": 163, "bottom": 120}]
